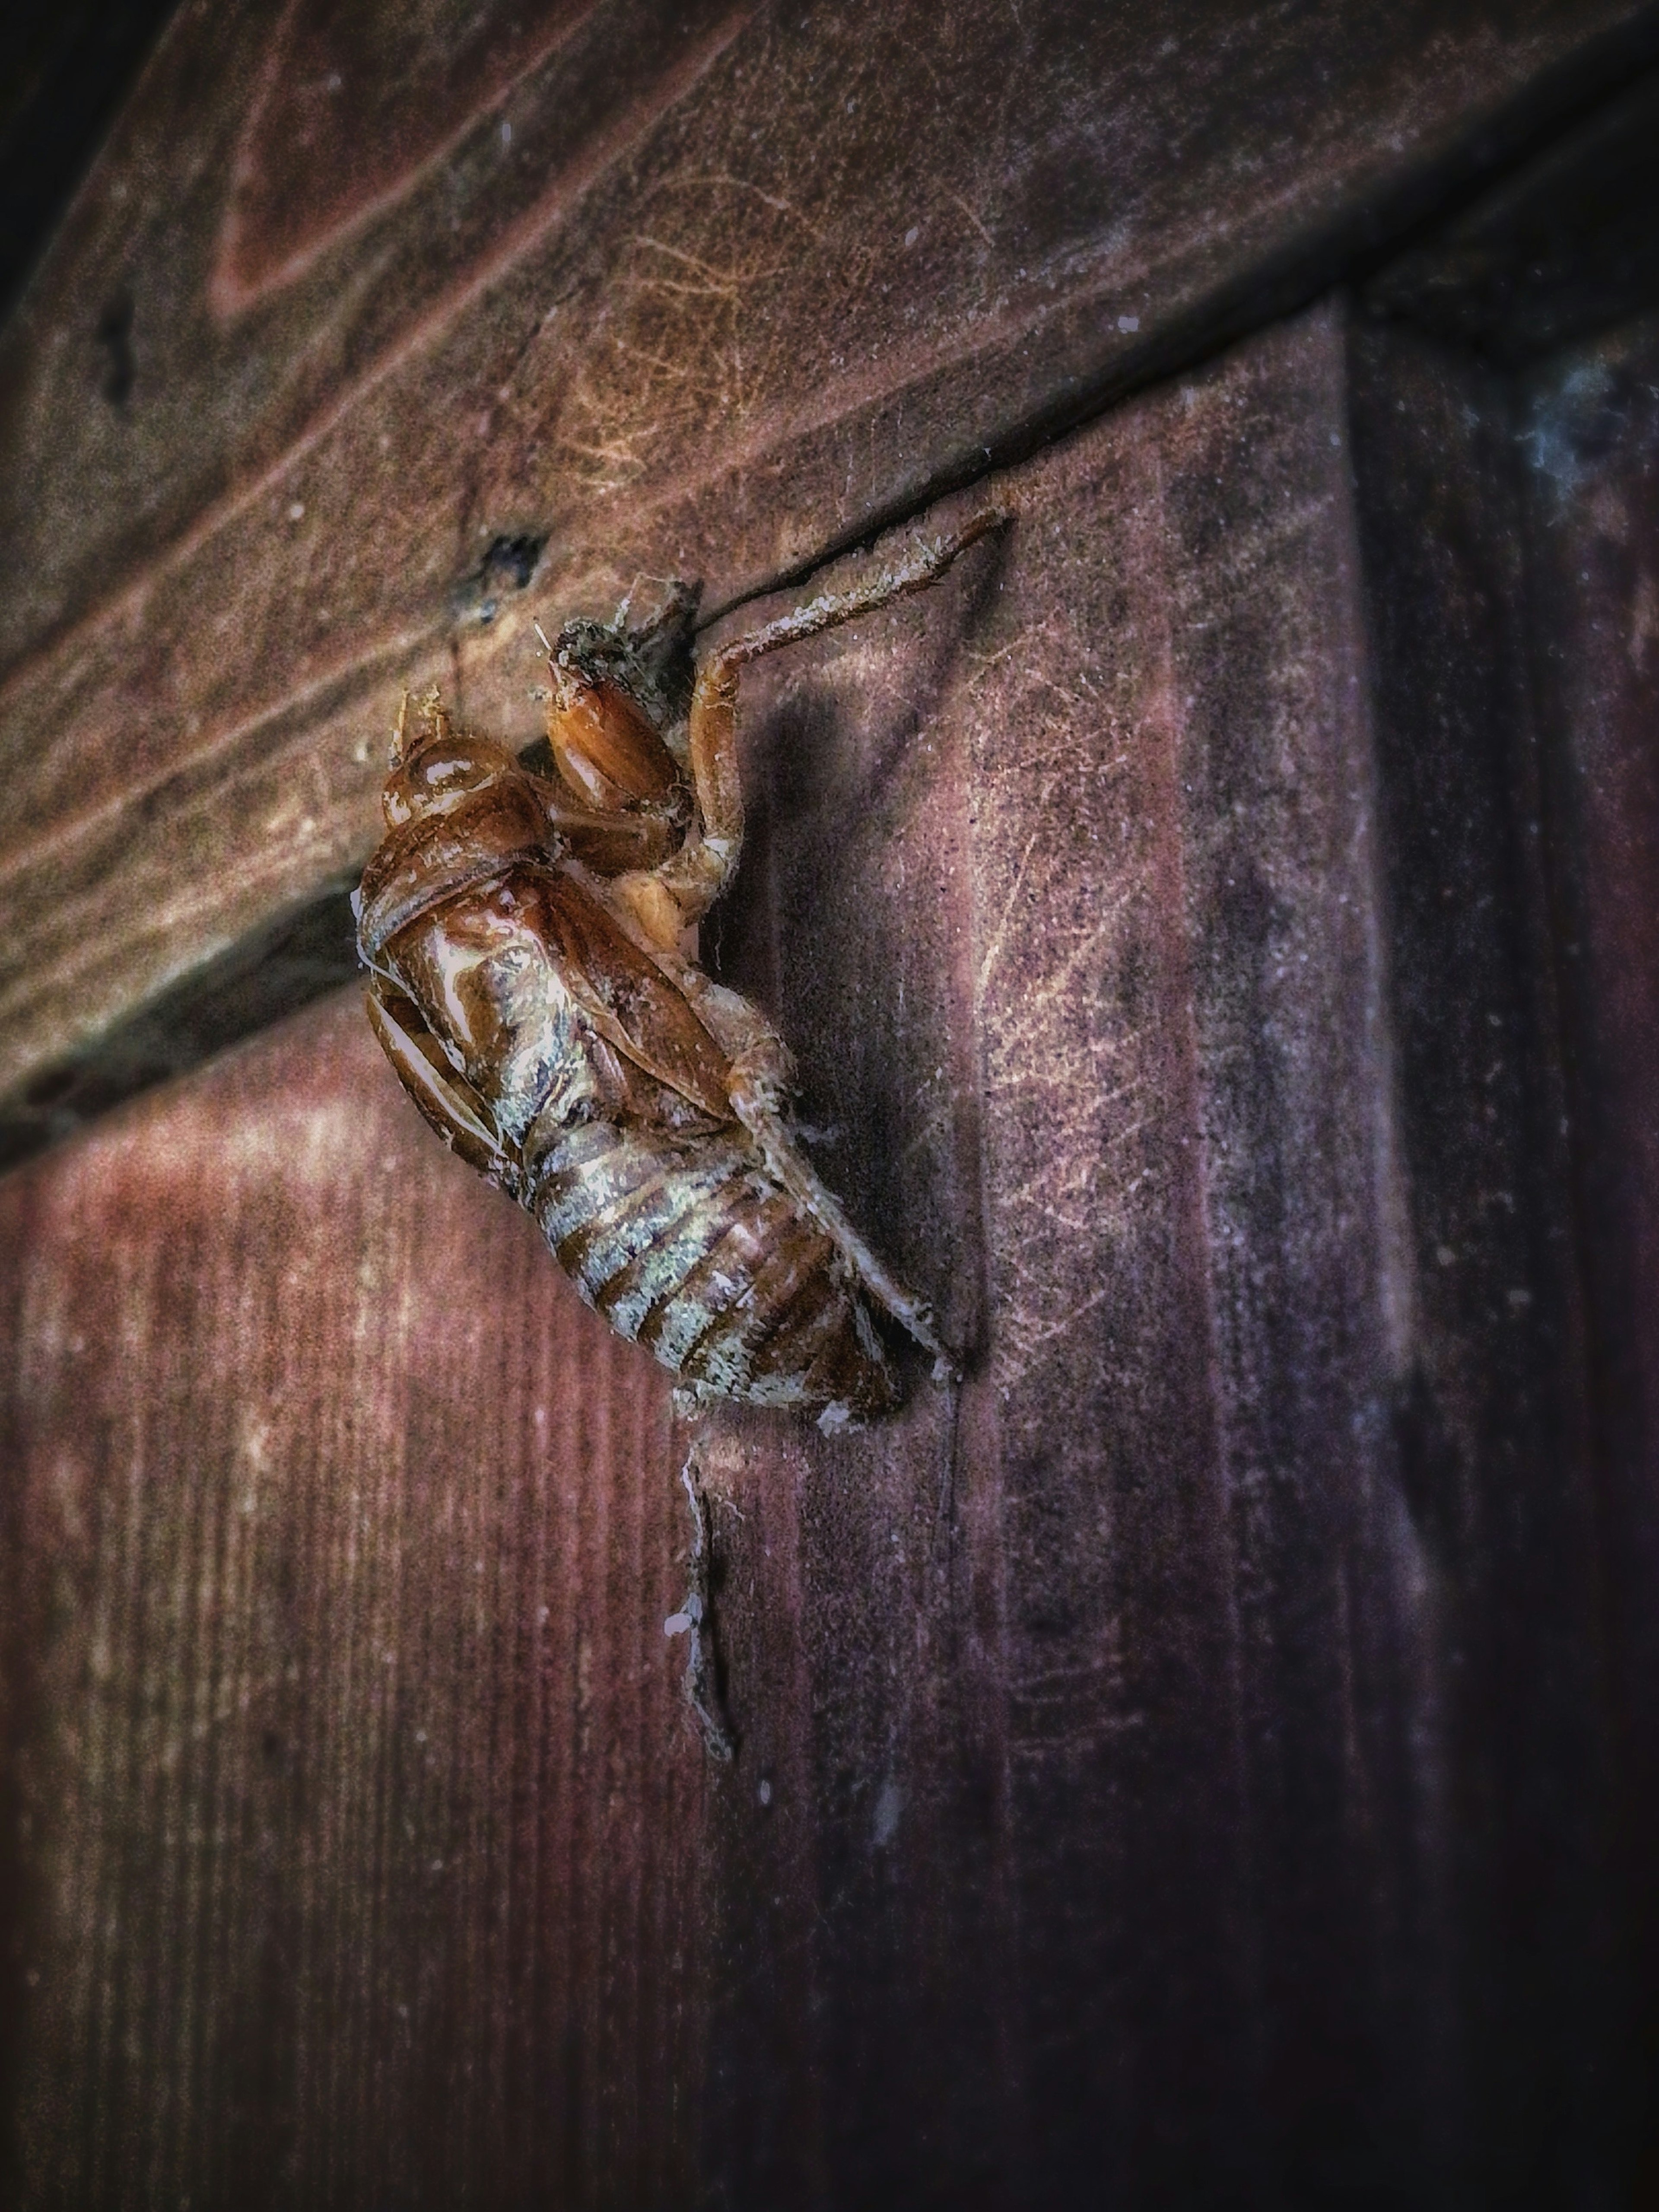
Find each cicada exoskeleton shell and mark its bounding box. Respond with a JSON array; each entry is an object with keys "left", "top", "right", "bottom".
[{"left": 358, "top": 514, "right": 1004, "bottom": 1422}]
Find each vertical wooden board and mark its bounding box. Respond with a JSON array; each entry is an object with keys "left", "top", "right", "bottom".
[
  {"left": 696, "top": 520, "right": 1017, "bottom": 2211},
  {"left": 682, "top": 302, "right": 1465, "bottom": 2208},
  {"left": 1521, "top": 308, "right": 1659, "bottom": 2192},
  {"left": 972, "top": 303, "right": 1437, "bottom": 2204},
  {"left": 0, "top": 995, "right": 705, "bottom": 2210},
  {"left": 1348, "top": 318, "right": 1622, "bottom": 2201},
  {"left": 1152, "top": 315, "right": 1431, "bottom": 2202},
  {"left": 957, "top": 378, "right": 1258, "bottom": 2207}
]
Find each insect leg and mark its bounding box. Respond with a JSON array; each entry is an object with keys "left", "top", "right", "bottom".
[
  {"left": 717, "top": 504, "right": 1008, "bottom": 676},
  {"left": 683, "top": 968, "right": 955, "bottom": 1373},
  {"left": 738, "top": 1093, "right": 958, "bottom": 1378},
  {"left": 657, "top": 505, "right": 1009, "bottom": 924},
  {"left": 664, "top": 1441, "right": 735, "bottom": 1764}
]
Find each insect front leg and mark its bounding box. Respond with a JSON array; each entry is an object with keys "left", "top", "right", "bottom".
[
  {"left": 744, "top": 1090, "right": 959, "bottom": 1379},
  {"left": 654, "top": 505, "right": 1010, "bottom": 931},
  {"left": 648, "top": 651, "right": 743, "bottom": 928},
  {"left": 680, "top": 969, "right": 957, "bottom": 1377}
]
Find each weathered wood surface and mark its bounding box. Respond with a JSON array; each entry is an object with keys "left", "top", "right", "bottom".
[
  {"left": 698, "top": 301, "right": 1417, "bottom": 2208},
  {"left": 3, "top": 0, "right": 1659, "bottom": 1123},
  {"left": 1519, "top": 310, "right": 1659, "bottom": 2193},
  {"left": 4, "top": 297, "right": 1641, "bottom": 2206},
  {"left": 1347, "top": 318, "right": 1623, "bottom": 2201},
  {"left": 0, "top": 995, "right": 700, "bottom": 2209},
  {"left": 0, "top": 0, "right": 180, "bottom": 326},
  {"left": 1368, "top": 61, "right": 1659, "bottom": 366}
]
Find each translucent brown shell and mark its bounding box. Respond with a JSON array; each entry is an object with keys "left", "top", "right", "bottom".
[{"left": 356, "top": 514, "right": 1004, "bottom": 1421}]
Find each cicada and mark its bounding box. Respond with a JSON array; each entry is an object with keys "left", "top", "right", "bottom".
[{"left": 356, "top": 511, "right": 1001, "bottom": 1425}]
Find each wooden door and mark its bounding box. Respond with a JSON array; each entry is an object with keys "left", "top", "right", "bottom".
[{"left": 3, "top": 4, "right": 1659, "bottom": 2204}]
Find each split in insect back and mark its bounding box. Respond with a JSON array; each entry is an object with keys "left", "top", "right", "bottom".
[{"left": 356, "top": 506, "right": 1008, "bottom": 1428}]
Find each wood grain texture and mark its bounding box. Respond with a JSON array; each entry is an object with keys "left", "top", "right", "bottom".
[
  {"left": 6, "top": 298, "right": 1643, "bottom": 2207},
  {"left": 0, "top": 992, "right": 705, "bottom": 2209},
  {"left": 4, "top": 0, "right": 1659, "bottom": 1113}
]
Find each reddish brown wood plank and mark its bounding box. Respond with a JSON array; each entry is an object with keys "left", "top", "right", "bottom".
[
  {"left": 681, "top": 297, "right": 1630, "bottom": 2204},
  {"left": 3, "top": 0, "right": 1658, "bottom": 1107},
  {"left": 690, "top": 302, "right": 1484, "bottom": 2205},
  {"left": 0, "top": 993, "right": 706, "bottom": 2208}
]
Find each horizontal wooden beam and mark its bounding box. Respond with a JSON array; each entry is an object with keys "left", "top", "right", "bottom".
[{"left": 3, "top": 0, "right": 1658, "bottom": 1163}]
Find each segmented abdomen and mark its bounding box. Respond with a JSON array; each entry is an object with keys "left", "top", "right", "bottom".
[{"left": 524, "top": 1114, "right": 894, "bottom": 1418}]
